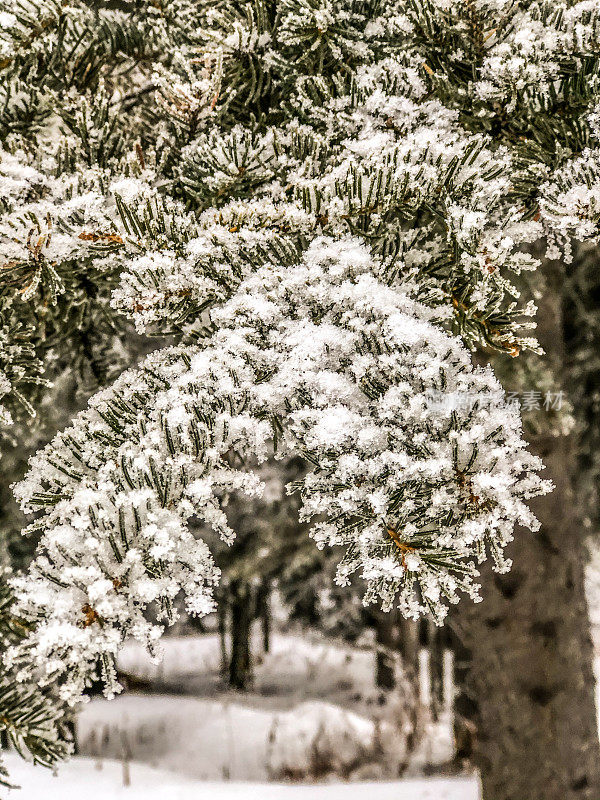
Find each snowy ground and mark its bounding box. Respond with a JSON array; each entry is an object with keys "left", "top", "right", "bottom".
[
  {"left": 79, "top": 693, "right": 432, "bottom": 781},
  {"left": 81, "top": 694, "right": 327, "bottom": 781},
  {"left": 6, "top": 629, "right": 599, "bottom": 798},
  {"left": 115, "top": 632, "right": 379, "bottom": 703},
  {"left": 3, "top": 753, "right": 480, "bottom": 800},
  {"left": 77, "top": 633, "right": 453, "bottom": 781}
]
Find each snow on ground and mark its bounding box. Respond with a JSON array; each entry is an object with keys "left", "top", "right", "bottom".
[
  {"left": 79, "top": 693, "right": 284, "bottom": 781},
  {"left": 78, "top": 694, "right": 408, "bottom": 781},
  {"left": 3, "top": 753, "right": 480, "bottom": 800},
  {"left": 84, "top": 633, "right": 393, "bottom": 781},
  {"left": 78, "top": 633, "right": 453, "bottom": 780},
  {"left": 116, "top": 632, "right": 378, "bottom": 703}
]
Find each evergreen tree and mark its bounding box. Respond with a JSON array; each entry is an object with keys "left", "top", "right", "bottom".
[
  {"left": 0, "top": 0, "right": 182, "bottom": 775},
  {"left": 1, "top": 2, "right": 600, "bottom": 797}
]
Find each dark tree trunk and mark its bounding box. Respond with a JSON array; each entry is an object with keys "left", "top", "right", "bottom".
[
  {"left": 228, "top": 580, "right": 252, "bottom": 690},
  {"left": 453, "top": 262, "right": 600, "bottom": 800},
  {"left": 292, "top": 588, "right": 319, "bottom": 626},
  {"left": 217, "top": 590, "right": 228, "bottom": 677},
  {"left": 449, "top": 620, "right": 477, "bottom": 767},
  {"left": 428, "top": 620, "right": 446, "bottom": 721},
  {"left": 256, "top": 581, "right": 271, "bottom": 653},
  {"left": 374, "top": 610, "right": 397, "bottom": 690}
]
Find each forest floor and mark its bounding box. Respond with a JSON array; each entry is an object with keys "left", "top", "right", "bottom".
[
  {"left": 8, "top": 628, "right": 599, "bottom": 798},
  {"left": 3, "top": 752, "right": 480, "bottom": 800},
  {"left": 76, "top": 632, "right": 455, "bottom": 781}
]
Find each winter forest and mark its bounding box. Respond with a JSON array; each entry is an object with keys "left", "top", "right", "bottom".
[{"left": 1, "top": 1, "right": 600, "bottom": 799}]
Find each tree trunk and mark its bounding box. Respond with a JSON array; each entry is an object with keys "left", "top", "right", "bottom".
[
  {"left": 449, "top": 620, "right": 477, "bottom": 768},
  {"left": 374, "top": 610, "right": 397, "bottom": 690},
  {"left": 396, "top": 616, "right": 428, "bottom": 756},
  {"left": 217, "top": 590, "right": 228, "bottom": 677},
  {"left": 453, "top": 262, "right": 600, "bottom": 800},
  {"left": 428, "top": 620, "right": 446, "bottom": 721},
  {"left": 256, "top": 581, "right": 271, "bottom": 653},
  {"left": 229, "top": 580, "right": 252, "bottom": 690},
  {"left": 398, "top": 616, "right": 420, "bottom": 681}
]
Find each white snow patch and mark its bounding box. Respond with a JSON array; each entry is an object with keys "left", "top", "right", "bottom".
[
  {"left": 3, "top": 752, "right": 480, "bottom": 800},
  {"left": 102, "top": 633, "right": 455, "bottom": 777},
  {"left": 116, "top": 633, "right": 377, "bottom": 700},
  {"left": 77, "top": 694, "right": 409, "bottom": 781}
]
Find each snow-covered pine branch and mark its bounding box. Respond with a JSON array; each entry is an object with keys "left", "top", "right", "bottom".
[
  {"left": 10, "top": 238, "right": 549, "bottom": 703},
  {"left": 3, "top": 0, "right": 600, "bottom": 738}
]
